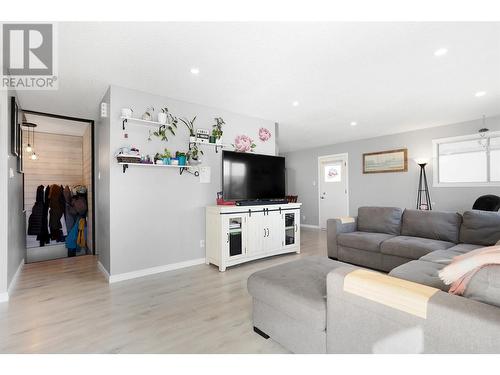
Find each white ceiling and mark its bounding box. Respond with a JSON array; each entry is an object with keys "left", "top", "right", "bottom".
[
  {"left": 24, "top": 113, "right": 90, "bottom": 136},
  {"left": 16, "top": 22, "right": 500, "bottom": 152}
]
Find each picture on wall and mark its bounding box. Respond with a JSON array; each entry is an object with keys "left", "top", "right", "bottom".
[
  {"left": 11, "top": 97, "right": 19, "bottom": 157},
  {"left": 363, "top": 148, "right": 408, "bottom": 174}
]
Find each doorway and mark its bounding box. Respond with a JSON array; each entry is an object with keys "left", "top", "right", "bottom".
[
  {"left": 318, "top": 153, "right": 349, "bottom": 230},
  {"left": 21, "top": 111, "right": 95, "bottom": 263}
]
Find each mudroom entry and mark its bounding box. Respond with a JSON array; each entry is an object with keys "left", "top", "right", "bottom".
[{"left": 22, "top": 111, "right": 94, "bottom": 263}]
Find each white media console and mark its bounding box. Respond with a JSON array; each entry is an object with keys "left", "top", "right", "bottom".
[{"left": 205, "top": 203, "right": 301, "bottom": 271}]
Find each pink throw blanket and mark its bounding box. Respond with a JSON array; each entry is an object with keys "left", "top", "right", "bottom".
[{"left": 438, "top": 245, "right": 500, "bottom": 295}]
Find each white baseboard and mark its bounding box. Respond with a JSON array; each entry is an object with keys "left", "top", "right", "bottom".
[
  {"left": 108, "top": 258, "right": 206, "bottom": 284},
  {"left": 97, "top": 261, "right": 110, "bottom": 282},
  {"left": 301, "top": 224, "right": 320, "bottom": 229},
  {"left": 0, "top": 259, "right": 24, "bottom": 303}
]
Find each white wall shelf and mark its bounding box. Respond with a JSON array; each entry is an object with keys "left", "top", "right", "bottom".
[
  {"left": 118, "top": 162, "right": 198, "bottom": 176},
  {"left": 189, "top": 140, "right": 227, "bottom": 153},
  {"left": 120, "top": 116, "right": 174, "bottom": 130}
]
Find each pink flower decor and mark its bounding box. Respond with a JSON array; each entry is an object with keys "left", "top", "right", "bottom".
[
  {"left": 233, "top": 134, "right": 256, "bottom": 153},
  {"left": 258, "top": 127, "right": 272, "bottom": 142}
]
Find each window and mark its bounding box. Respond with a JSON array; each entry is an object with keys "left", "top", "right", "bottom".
[{"left": 433, "top": 132, "right": 500, "bottom": 186}]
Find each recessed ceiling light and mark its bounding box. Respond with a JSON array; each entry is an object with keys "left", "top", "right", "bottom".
[
  {"left": 434, "top": 48, "right": 448, "bottom": 57},
  {"left": 292, "top": 101, "right": 299, "bottom": 107},
  {"left": 190, "top": 67, "right": 200, "bottom": 75},
  {"left": 350, "top": 121, "right": 357, "bottom": 127},
  {"left": 475, "top": 91, "right": 486, "bottom": 97}
]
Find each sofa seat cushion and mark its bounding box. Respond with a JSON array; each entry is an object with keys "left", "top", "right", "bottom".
[
  {"left": 463, "top": 265, "right": 500, "bottom": 308},
  {"left": 247, "top": 256, "right": 344, "bottom": 332},
  {"left": 448, "top": 243, "right": 483, "bottom": 254},
  {"left": 380, "top": 236, "right": 455, "bottom": 260},
  {"left": 337, "top": 231, "right": 395, "bottom": 253},
  {"left": 389, "top": 260, "right": 448, "bottom": 291},
  {"left": 419, "top": 249, "right": 465, "bottom": 265}
]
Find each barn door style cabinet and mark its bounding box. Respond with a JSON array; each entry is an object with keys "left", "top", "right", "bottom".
[{"left": 205, "top": 203, "right": 301, "bottom": 271}]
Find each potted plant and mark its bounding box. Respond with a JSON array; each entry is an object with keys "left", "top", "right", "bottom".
[
  {"left": 158, "top": 107, "right": 168, "bottom": 124},
  {"left": 212, "top": 117, "right": 225, "bottom": 144},
  {"left": 142, "top": 106, "right": 155, "bottom": 121},
  {"left": 179, "top": 116, "right": 197, "bottom": 143},
  {"left": 176, "top": 151, "right": 187, "bottom": 166},
  {"left": 162, "top": 148, "right": 172, "bottom": 165},
  {"left": 188, "top": 144, "right": 203, "bottom": 165}
]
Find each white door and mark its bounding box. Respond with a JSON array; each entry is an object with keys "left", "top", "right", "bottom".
[{"left": 319, "top": 155, "right": 349, "bottom": 229}]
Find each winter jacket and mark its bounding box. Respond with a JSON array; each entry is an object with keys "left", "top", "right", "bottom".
[
  {"left": 49, "top": 184, "right": 64, "bottom": 241},
  {"left": 27, "top": 185, "right": 45, "bottom": 235},
  {"left": 37, "top": 185, "right": 51, "bottom": 246}
]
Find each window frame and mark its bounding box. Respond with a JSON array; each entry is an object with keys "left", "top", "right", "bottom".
[{"left": 432, "top": 131, "right": 500, "bottom": 188}]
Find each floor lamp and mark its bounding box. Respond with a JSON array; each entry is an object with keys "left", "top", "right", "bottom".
[{"left": 415, "top": 159, "right": 432, "bottom": 210}]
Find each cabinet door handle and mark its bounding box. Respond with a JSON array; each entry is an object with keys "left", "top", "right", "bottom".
[
  {"left": 227, "top": 233, "right": 230, "bottom": 243},
  {"left": 266, "top": 228, "right": 270, "bottom": 237},
  {"left": 264, "top": 228, "right": 266, "bottom": 237},
  {"left": 295, "top": 224, "right": 298, "bottom": 233}
]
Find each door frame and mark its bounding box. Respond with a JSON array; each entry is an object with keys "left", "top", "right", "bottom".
[
  {"left": 317, "top": 153, "right": 349, "bottom": 229},
  {"left": 22, "top": 109, "right": 96, "bottom": 256}
]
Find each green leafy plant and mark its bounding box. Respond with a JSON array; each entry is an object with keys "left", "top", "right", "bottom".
[
  {"left": 188, "top": 143, "right": 204, "bottom": 161},
  {"left": 211, "top": 117, "right": 225, "bottom": 140},
  {"left": 153, "top": 123, "right": 176, "bottom": 141},
  {"left": 179, "top": 116, "right": 197, "bottom": 137}
]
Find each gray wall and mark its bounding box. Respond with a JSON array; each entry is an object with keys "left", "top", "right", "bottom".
[
  {"left": 0, "top": 88, "right": 25, "bottom": 296},
  {"left": 105, "top": 85, "right": 275, "bottom": 276},
  {"left": 96, "top": 88, "right": 111, "bottom": 273},
  {"left": 285, "top": 116, "right": 500, "bottom": 226}
]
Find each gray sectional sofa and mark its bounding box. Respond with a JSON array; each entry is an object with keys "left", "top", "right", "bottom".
[{"left": 247, "top": 207, "right": 500, "bottom": 353}]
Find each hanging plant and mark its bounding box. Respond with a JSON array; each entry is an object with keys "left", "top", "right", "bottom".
[
  {"left": 188, "top": 143, "right": 204, "bottom": 162},
  {"left": 153, "top": 123, "right": 176, "bottom": 141}
]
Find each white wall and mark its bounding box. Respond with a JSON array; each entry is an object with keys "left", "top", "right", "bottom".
[
  {"left": 0, "top": 88, "right": 25, "bottom": 300},
  {"left": 96, "top": 88, "right": 111, "bottom": 273},
  {"left": 285, "top": 116, "right": 500, "bottom": 226},
  {"left": 103, "top": 85, "right": 275, "bottom": 276}
]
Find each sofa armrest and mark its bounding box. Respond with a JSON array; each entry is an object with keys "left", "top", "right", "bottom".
[
  {"left": 327, "top": 217, "right": 357, "bottom": 259},
  {"left": 326, "top": 267, "right": 500, "bottom": 353}
]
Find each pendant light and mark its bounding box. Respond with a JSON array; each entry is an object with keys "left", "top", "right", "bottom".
[
  {"left": 22, "top": 122, "right": 38, "bottom": 159},
  {"left": 478, "top": 115, "right": 489, "bottom": 151}
]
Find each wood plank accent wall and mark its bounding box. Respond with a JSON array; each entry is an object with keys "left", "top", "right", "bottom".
[
  {"left": 83, "top": 126, "right": 93, "bottom": 251},
  {"left": 23, "top": 131, "right": 84, "bottom": 221}
]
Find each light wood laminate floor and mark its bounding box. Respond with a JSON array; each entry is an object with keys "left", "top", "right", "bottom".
[{"left": 0, "top": 228, "right": 326, "bottom": 353}]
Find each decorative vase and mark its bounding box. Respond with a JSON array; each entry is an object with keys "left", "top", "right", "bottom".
[
  {"left": 121, "top": 108, "right": 133, "bottom": 118},
  {"left": 178, "top": 155, "right": 187, "bottom": 166},
  {"left": 209, "top": 136, "right": 216, "bottom": 144},
  {"left": 189, "top": 136, "right": 196, "bottom": 143},
  {"left": 163, "top": 157, "right": 171, "bottom": 165},
  {"left": 158, "top": 112, "right": 167, "bottom": 124},
  {"left": 216, "top": 138, "right": 223, "bottom": 145}
]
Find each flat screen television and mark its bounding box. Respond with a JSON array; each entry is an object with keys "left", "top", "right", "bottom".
[{"left": 222, "top": 151, "right": 286, "bottom": 201}]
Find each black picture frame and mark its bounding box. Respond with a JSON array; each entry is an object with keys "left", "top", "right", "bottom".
[
  {"left": 17, "top": 126, "right": 24, "bottom": 174},
  {"left": 10, "top": 97, "right": 19, "bottom": 157}
]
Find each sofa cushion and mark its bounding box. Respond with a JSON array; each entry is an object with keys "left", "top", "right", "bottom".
[
  {"left": 337, "top": 231, "right": 395, "bottom": 253},
  {"left": 459, "top": 210, "right": 500, "bottom": 246},
  {"left": 448, "top": 243, "right": 483, "bottom": 254},
  {"left": 419, "top": 249, "right": 465, "bottom": 265},
  {"left": 463, "top": 265, "right": 500, "bottom": 308},
  {"left": 247, "top": 256, "right": 343, "bottom": 332},
  {"left": 357, "top": 207, "right": 402, "bottom": 235},
  {"left": 401, "top": 209, "right": 462, "bottom": 243},
  {"left": 389, "top": 260, "right": 448, "bottom": 291},
  {"left": 380, "top": 236, "right": 455, "bottom": 260}
]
